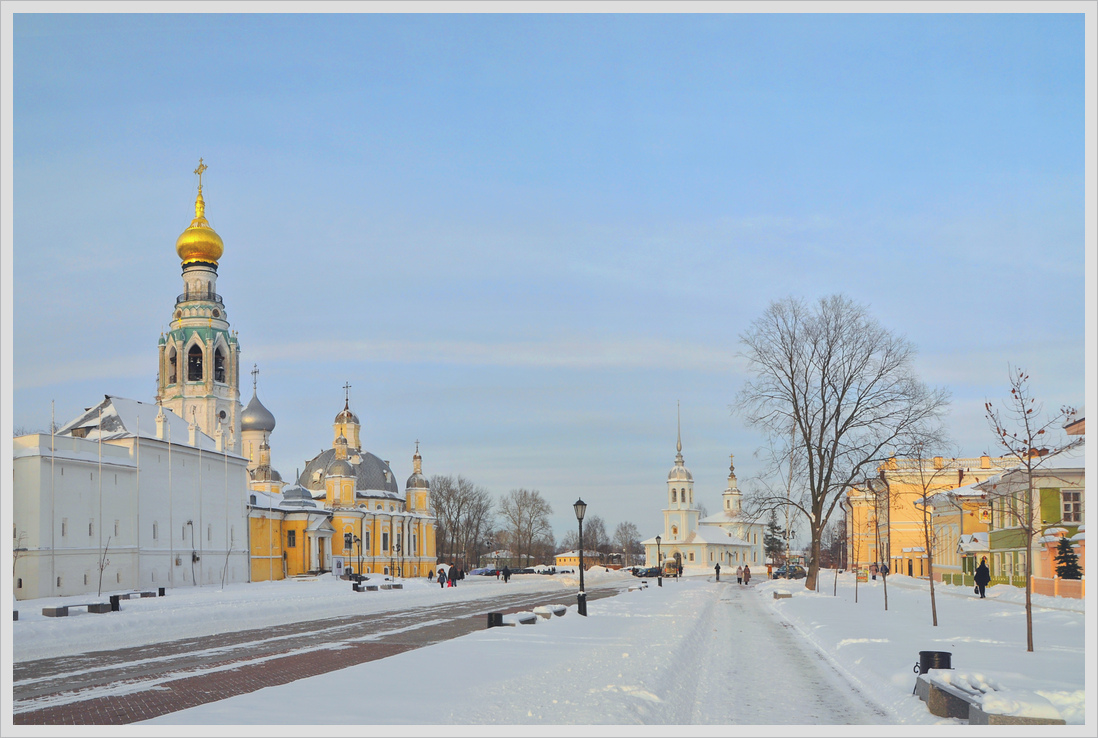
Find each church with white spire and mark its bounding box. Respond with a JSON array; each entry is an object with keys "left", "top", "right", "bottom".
[{"left": 642, "top": 407, "right": 766, "bottom": 576}]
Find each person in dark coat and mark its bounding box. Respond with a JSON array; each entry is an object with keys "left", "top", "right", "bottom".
[
  {"left": 437, "top": 568, "right": 446, "bottom": 588},
  {"left": 714, "top": 562, "right": 721, "bottom": 581},
  {"left": 743, "top": 564, "right": 751, "bottom": 585},
  {"left": 448, "top": 565, "right": 458, "bottom": 587},
  {"left": 974, "top": 557, "right": 991, "bottom": 598},
  {"left": 502, "top": 565, "right": 511, "bottom": 583}
]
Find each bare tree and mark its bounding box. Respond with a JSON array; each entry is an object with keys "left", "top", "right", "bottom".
[
  {"left": 430, "top": 475, "right": 496, "bottom": 566},
  {"left": 737, "top": 294, "right": 949, "bottom": 591},
  {"left": 96, "top": 537, "right": 112, "bottom": 597},
  {"left": 13, "top": 529, "right": 29, "bottom": 577},
  {"left": 499, "top": 489, "right": 553, "bottom": 566},
  {"left": 984, "top": 367, "right": 1074, "bottom": 652},
  {"left": 584, "top": 515, "right": 609, "bottom": 561},
  {"left": 613, "top": 521, "right": 642, "bottom": 566}
]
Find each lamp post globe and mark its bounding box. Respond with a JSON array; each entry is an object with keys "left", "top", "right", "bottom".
[
  {"left": 655, "top": 535, "right": 662, "bottom": 587},
  {"left": 574, "top": 498, "right": 587, "bottom": 616}
]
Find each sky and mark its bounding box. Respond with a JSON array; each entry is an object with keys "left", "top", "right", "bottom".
[
  {"left": 8, "top": 570, "right": 1090, "bottom": 730},
  {"left": 4, "top": 7, "right": 1093, "bottom": 542}
]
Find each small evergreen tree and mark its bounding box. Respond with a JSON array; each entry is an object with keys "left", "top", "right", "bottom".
[
  {"left": 764, "top": 511, "right": 785, "bottom": 563},
  {"left": 1054, "top": 537, "right": 1081, "bottom": 580}
]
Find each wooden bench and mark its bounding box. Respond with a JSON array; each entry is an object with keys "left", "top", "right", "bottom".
[
  {"left": 915, "top": 672, "right": 1066, "bottom": 725},
  {"left": 42, "top": 603, "right": 111, "bottom": 617}
]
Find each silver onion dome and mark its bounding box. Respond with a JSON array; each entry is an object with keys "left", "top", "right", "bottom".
[{"left": 241, "top": 391, "right": 276, "bottom": 433}]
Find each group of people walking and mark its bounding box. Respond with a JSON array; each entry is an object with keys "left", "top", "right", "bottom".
[
  {"left": 714, "top": 562, "right": 752, "bottom": 584},
  {"left": 435, "top": 564, "right": 465, "bottom": 588}
]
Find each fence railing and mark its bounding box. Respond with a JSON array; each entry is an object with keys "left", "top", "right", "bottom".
[
  {"left": 176, "top": 290, "right": 224, "bottom": 305},
  {"left": 942, "top": 572, "right": 1084, "bottom": 599}
]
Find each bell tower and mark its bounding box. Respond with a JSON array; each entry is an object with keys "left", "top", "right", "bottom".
[{"left": 157, "top": 160, "right": 242, "bottom": 451}]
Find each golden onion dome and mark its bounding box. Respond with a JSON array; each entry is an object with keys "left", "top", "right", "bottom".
[{"left": 175, "top": 185, "right": 224, "bottom": 265}]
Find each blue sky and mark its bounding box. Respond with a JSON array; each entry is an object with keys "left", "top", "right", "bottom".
[{"left": 6, "top": 10, "right": 1091, "bottom": 542}]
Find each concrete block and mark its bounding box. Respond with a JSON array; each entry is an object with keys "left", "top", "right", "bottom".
[
  {"left": 42, "top": 606, "right": 69, "bottom": 617},
  {"left": 968, "top": 704, "right": 1066, "bottom": 725},
  {"left": 927, "top": 683, "right": 971, "bottom": 719},
  {"left": 773, "top": 592, "right": 792, "bottom": 599}
]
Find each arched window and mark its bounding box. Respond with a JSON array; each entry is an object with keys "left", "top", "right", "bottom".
[
  {"left": 672, "top": 490, "right": 677, "bottom": 503},
  {"left": 214, "top": 347, "right": 226, "bottom": 383},
  {"left": 671, "top": 525, "right": 678, "bottom": 537},
  {"left": 167, "top": 348, "right": 177, "bottom": 384},
  {"left": 187, "top": 344, "right": 204, "bottom": 381}
]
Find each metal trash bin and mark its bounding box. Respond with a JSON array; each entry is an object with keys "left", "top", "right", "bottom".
[
  {"left": 913, "top": 650, "right": 952, "bottom": 694},
  {"left": 486, "top": 612, "right": 504, "bottom": 629},
  {"left": 914, "top": 650, "right": 952, "bottom": 674},
  {"left": 158, "top": 587, "right": 166, "bottom": 597},
  {"left": 109, "top": 594, "right": 121, "bottom": 612}
]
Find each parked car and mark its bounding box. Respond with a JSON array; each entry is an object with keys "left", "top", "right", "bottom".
[
  {"left": 772, "top": 564, "right": 807, "bottom": 579},
  {"left": 634, "top": 566, "right": 661, "bottom": 578}
]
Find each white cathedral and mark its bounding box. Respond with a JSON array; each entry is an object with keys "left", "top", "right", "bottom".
[{"left": 643, "top": 417, "right": 766, "bottom": 575}]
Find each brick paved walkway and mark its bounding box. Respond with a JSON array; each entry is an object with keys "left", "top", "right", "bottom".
[{"left": 14, "top": 587, "right": 622, "bottom": 725}]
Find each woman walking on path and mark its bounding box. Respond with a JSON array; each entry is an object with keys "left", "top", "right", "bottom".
[
  {"left": 437, "top": 569, "right": 446, "bottom": 588},
  {"left": 974, "top": 557, "right": 991, "bottom": 598},
  {"left": 736, "top": 565, "right": 743, "bottom": 585},
  {"left": 743, "top": 565, "right": 751, "bottom": 585}
]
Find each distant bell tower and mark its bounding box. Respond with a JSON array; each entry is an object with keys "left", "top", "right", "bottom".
[
  {"left": 664, "top": 403, "right": 699, "bottom": 541},
  {"left": 157, "top": 159, "right": 242, "bottom": 451}
]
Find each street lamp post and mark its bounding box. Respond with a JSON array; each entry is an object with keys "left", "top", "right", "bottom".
[
  {"left": 574, "top": 498, "right": 587, "bottom": 616},
  {"left": 655, "top": 534, "right": 662, "bottom": 587}
]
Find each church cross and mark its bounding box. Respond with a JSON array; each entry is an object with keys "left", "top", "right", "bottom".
[
  {"left": 343, "top": 381, "right": 352, "bottom": 406},
  {"left": 194, "top": 158, "right": 208, "bottom": 187}
]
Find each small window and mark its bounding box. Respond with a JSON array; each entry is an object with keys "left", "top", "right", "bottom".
[
  {"left": 153, "top": 522, "right": 159, "bottom": 540},
  {"left": 689, "top": 552, "right": 694, "bottom": 562},
  {"left": 250, "top": 494, "right": 257, "bottom": 505},
  {"left": 114, "top": 520, "right": 119, "bottom": 537},
  {"left": 62, "top": 519, "right": 68, "bottom": 537},
  {"left": 89, "top": 520, "right": 94, "bottom": 536},
  {"left": 287, "top": 530, "right": 297, "bottom": 548},
  {"left": 382, "top": 532, "right": 389, "bottom": 551},
  {"left": 57, "top": 576, "right": 62, "bottom": 587},
  {"left": 672, "top": 490, "right": 677, "bottom": 503},
  {"left": 208, "top": 524, "right": 212, "bottom": 541},
  {"left": 1063, "top": 490, "right": 1083, "bottom": 523},
  {"left": 84, "top": 574, "right": 88, "bottom": 585},
  {"left": 152, "top": 570, "right": 157, "bottom": 582},
  {"left": 116, "top": 572, "right": 121, "bottom": 583},
  {"left": 17, "top": 578, "right": 22, "bottom": 589}
]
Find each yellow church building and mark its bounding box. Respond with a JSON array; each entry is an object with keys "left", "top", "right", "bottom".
[{"left": 246, "top": 395, "right": 437, "bottom": 581}]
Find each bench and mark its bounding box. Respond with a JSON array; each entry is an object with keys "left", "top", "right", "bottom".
[
  {"left": 42, "top": 603, "right": 112, "bottom": 617},
  {"left": 915, "top": 672, "right": 1066, "bottom": 725},
  {"left": 773, "top": 592, "right": 792, "bottom": 599}
]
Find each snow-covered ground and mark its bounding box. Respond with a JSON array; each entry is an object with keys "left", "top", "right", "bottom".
[{"left": 9, "top": 569, "right": 1092, "bottom": 732}]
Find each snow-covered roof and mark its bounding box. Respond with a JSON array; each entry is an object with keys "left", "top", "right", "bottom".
[
  {"left": 957, "top": 532, "right": 989, "bottom": 553},
  {"left": 56, "top": 395, "right": 233, "bottom": 454},
  {"left": 978, "top": 438, "right": 1086, "bottom": 489}
]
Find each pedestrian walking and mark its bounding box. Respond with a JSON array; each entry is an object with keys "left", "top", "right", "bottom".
[
  {"left": 437, "top": 568, "right": 446, "bottom": 588},
  {"left": 448, "top": 565, "right": 458, "bottom": 587},
  {"left": 974, "top": 557, "right": 991, "bottom": 599},
  {"left": 880, "top": 563, "right": 889, "bottom": 578},
  {"left": 502, "top": 565, "right": 511, "bottom": 583},
  {"left": 743, "top": 564, "right": 751, "bottom": 585},
  {"left": 714, "top": 562, "right": 721, "bottom": 581},
  {"left": 736, "top": 565, "right": 743, "bottom": 584}
]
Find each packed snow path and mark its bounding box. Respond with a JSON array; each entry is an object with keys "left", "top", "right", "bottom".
[{"left": 146, "top": 578, "right": 891, "bottom": 725}]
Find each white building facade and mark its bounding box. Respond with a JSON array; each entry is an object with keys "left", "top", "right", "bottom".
[
  {"left": 13, "top": 398, "right": 251, "bottom": 600},
  {"left": 643, "top": 418, "right": 765, "bottom": 575}
]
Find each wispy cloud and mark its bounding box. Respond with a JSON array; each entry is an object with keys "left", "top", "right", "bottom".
[{"left": 251, "top": 336, "right": 747, "bottom": 373}]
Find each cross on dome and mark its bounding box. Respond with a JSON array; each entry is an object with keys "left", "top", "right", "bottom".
[{"left": 194, "top": 158, "right": 207, "bottom": 188}]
